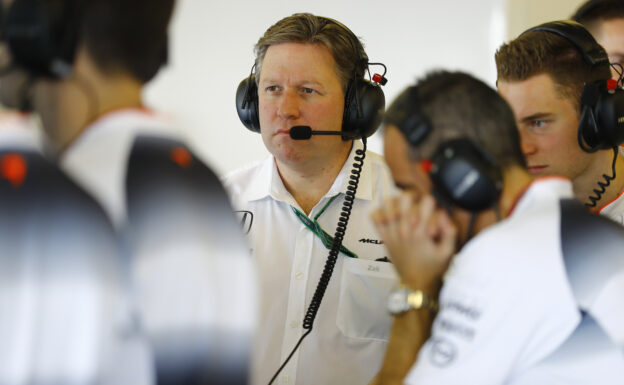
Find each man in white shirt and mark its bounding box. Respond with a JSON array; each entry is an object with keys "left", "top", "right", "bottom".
[
  {"left": 225, "top": 13, "right": 397, "bottom": 385},
  {"left": 495, "top": 20, "right": 624, "bottom": 224},
  {"left": 371, "top": 71, "right": 624, "bottom": 384},
  {"left": 0, "top": 0, "right": 255, "bottom": 383}
]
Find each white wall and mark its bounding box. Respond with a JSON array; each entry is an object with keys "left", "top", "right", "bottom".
[{"left": 144, "top": 0, "right": 507, "bottom": 176}]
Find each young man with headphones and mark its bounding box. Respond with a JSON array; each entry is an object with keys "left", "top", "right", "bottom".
[
  {"left": 0, "top": 0, "right": 256, "bottom": 383},
  {"left": 574, "top": 0, "right": 624, "bottom": 77},
  {"left": 225, "top": 13, "right": 397, "bottom": 385},
  {"left": 496, "top": 21, "right": 624, "bottom": 223},
  {"left": 371, "top": 71, "right": 624, "bottom": 384}
]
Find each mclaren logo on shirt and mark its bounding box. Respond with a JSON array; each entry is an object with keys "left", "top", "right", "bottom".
[
  {"left": 429, "top": 337, "right": 457, "bottom": 367},
  {"left": 236, "top": 210, "right": 253, "bottom": 235},
  {"left": 359, "top": 238, "right": 383, "bottom": 244}
]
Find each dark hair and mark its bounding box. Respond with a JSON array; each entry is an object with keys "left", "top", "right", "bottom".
[
  {"left": 495, "top": 30, "right": 610, "bottom": 113},
  {"left": 80, "top": 0, "right": 175, "bottom": 83},
  {"left": 573, "top": 0, "right": 624, "bottom": 32},
  {"left": 254, "top": 13, "right": 368, "bottom": 92},
  {"left": 400, "top": 71, "right": 526, "bottom": 169}
]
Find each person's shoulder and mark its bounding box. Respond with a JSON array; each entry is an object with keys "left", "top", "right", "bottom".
[
  {"left": 222, "top": 158, "right": 266, "bottom": 187},
  {"left": 362, "top": 148, "right": 397, "bottom": 191}
]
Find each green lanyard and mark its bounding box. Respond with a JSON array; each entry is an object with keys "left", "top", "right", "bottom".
[{"left": 291, "top": 195, "right": 359, "bottom": 259}]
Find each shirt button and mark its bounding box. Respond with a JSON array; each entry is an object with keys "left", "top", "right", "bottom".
[
  {"left": 290, "top": 321, "right": 299, "bottom": 328},
  {"left": 295, "top": 272, "right": 304, "bottom": 279},
  {"left": 282, "top": 375, "right": 290, "bottom": 383}
]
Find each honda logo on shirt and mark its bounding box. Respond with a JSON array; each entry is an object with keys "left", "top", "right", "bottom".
[{"left": 236, "top": 210, "right": 254, "bottom": 234}]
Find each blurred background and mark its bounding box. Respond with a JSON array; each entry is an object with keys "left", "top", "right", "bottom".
[{"left": 143, "top": 0, "right": 587, "bottom": 175}]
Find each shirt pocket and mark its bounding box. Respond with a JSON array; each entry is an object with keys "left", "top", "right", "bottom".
[{"left": 336, "top": 258, "right": 398, "bottom": 340}]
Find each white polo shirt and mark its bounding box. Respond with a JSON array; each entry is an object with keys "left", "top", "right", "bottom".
[
  {"left": 405, "top": 177, "right": 624, "bottom": 385},
  {"left": 60, "top": 108, "right": 257, "bottom": 383},
  {"left": 598, "top": 190, "right": 624, "bottom": 225},
  {"left": 224, "top": 141, "right": 399, "bottom": 385}
]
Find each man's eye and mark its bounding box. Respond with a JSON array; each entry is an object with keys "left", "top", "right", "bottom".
[
  {"left": 265, "top": 86, "right": 280, "bottom": 92},
  {"left": 302, "top": 87, "right": 316, "bottom": 94},
  {"left": 533, "top": 120, "right": 546, "bottom": 128}
]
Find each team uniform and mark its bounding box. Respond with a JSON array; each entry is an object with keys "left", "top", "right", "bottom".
[
  {"left": 0, "top": 126, "right": 146, "bottom": 385},
  {"left": 598, "top": 189, "right": 624, "bottom": 225},
  {"left": 405, "top": 177, "right": 624, "bottom": 385},
  {"left": 59, "top": 108, "right": 256, "bottom": 383},
  {"left": 224, "top": 141, "right": 399, "bottom": 385}
]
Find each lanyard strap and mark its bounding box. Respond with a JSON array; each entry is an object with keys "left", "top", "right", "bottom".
[{"left": 291, "top": 195, "right": 359, "bottom": 259}]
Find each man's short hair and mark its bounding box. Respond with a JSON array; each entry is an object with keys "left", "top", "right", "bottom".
[
  {"left": 81, "top": 0, "right": 175, "bottom": 83},
  {"left": 407, "top": 71, "right": 526, "bottom": 169},
  {"left": 254, "top": 13, "right": 367, "bottom": 92},
  {"left": 495, "top": 30, "right": 611, "bottom": 113},
  {"left": 574, "top": 0, "right": 624, "bottom": 33}
]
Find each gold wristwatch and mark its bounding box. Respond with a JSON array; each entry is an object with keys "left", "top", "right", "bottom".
[{"left": 387, "top": 287, "right": 439, "bottom": 315}]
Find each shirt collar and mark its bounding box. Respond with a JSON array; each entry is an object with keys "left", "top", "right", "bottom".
[
  {"left": 239, "top": 140, "right": 374, "bottom": 204},
  {"left": 508, "top": 176, "right": 573, "bottom": 218}
]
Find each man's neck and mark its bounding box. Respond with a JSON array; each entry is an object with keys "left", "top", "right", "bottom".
[
  {"left": 573, "top": 148, "right": 624, "bottom": 208},
  {"left": 276, "top": 142, "right": 352, "bottom": 215},
  {"left": 33, "top": 49, "right": 143, "bottom": 152}
]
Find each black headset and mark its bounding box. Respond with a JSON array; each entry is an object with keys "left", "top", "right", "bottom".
[
  {"left": 2, "top": 0, "right": 168, "bottom": 79},
  {"left": 523, "top": 20, "right": 624, "bottom": 152},
  {"left": 2, "top": 0, "right": 80, "bottom": 78},
  {"left": 235, "top": 16, "right": 386, "bottom": 140},
  {"left": 385, "top": 85, "right": 503, "bottom": 212}
]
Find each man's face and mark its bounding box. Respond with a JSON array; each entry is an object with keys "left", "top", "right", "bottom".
[
  {"left": 383, "top": 124, "right": 430, "bottom": 195},
  {"left": 257, "top": 42, "right": 349, "bottom": 168},
  {"left": 498, "top": 73, "right": 595, "bottom": 180},
  {"left": 593, "top": 18, "right": 624, "bottom": 79}
]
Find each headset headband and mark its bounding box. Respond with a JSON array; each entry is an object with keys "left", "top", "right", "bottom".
[{"left": 523, "top": 21, "right": 609, "bottom": 68}]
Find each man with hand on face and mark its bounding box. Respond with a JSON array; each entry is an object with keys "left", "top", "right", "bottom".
[
  {"left": 370, "top": 71, "right": 624, "bottom": 384},
  {"left": 496, "top": 21, "right": 624, "bottom": 223},
  {"left": 226, "top": 12, "right": 397, "bottom": 385},
  {"left": 574, "top": 0, "right": 624, "bottom": 78},
  {"left": 0, "top": 0, "right": 256, "bottom": 383}
]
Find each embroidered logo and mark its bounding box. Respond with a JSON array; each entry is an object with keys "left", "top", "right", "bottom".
[
  {"left": 359, "top": 238, "right": 384, "bottom": 244},
  {"left": 236, "top": 210, "right": 254, "bottom": 235}
]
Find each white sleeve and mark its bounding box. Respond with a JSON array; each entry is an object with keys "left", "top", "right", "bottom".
[{"left": 404, "top": 250, "right": 579, "bottom": 385}]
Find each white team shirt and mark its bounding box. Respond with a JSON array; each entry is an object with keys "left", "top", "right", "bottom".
[
  {"left": 404, "top": 177, "right": 624, "bottom": 385},
  {"left": 224, "top": 141, "right": 399, "bottom": 385},
  {"left": 598, "top": 189, "right": 624, "bottom": 225},
  {"left": 60, "top": 108, "right": 257, "bottom": 383}
]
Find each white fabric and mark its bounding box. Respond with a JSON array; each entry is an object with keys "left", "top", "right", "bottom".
[
  {"left": 599, "top": 189, "right": 624, "bottom": 225},
  {"left": 404, "top": 177, "right": 624, "bottom": 385},
  {"left": 61, "top": 108, "right": 257, "bottom": 384},
  {"left": 0, "top": 113, "right": 41, "bottom": 151},
  {"left": 224, "top": 141, "right": 399, "bottom": 385},
  {"left": 60, "top": 109, "right": 173, "bottom": 228}
]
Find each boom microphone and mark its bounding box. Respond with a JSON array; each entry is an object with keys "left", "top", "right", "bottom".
[{"left": 289, "top": 126, "right": 358, "bottom": 140}]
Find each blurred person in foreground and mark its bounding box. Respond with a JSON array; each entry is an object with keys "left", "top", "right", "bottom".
[{"left": 0, "top": 0, "right": 256, "bottom": 383}]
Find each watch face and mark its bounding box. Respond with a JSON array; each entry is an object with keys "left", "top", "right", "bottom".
[{"left": 387, "top": 289, "right": 408, "bottom": 314}]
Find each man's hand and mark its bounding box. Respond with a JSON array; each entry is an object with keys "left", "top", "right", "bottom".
[{"left": 371, "top": 193, "right": 457, "bottom": 293}]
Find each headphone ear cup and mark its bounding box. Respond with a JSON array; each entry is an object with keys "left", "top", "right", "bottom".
[
  {"left": 5, "top": 0, "right": 78, "bottom": 78},
  {"left": 235, "top": 75, "right": 260, "bottom": 133},
  {"left": 342, "top": 78, "right": 385, "bottom": 139},
  {"left": 593, "top": 88, "right": 624, "bottom": 149},
  {"left": 430, "top": 139, "right": 503, "bottom": 212},
  {"left": 579, "top": 82, "right": 624, "bottom": 151}
]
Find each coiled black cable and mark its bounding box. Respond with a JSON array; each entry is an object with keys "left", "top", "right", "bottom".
[
  {"left": 586, "top": 147, "right": 618, "bottom": 207},
  {"left": 267, "top": 139, "right": 367, "bottom": 385}
]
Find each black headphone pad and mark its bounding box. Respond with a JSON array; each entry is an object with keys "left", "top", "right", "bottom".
[
  {"left": 342, "top": 78, "right": 385, "bottom": 139},
  {"left": 430, "top": 139, "right": 503, "bottom": 212},
  {"left": 580, "top": 82, "right": 624, "bottom": 150},
  {"left": 5, "top": 0, "right": 79, "bottom": 78},
  {"left": 235, "top": 76, "right": 260, "bottom": 133}
]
